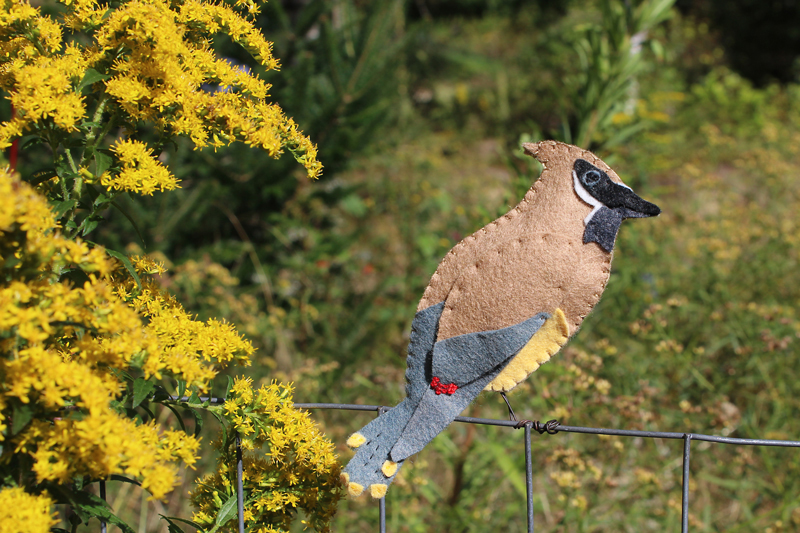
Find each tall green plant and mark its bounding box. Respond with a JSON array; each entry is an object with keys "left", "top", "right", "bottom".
[{"left": 560, "top": 0, "right": 675, "bottom": 149}]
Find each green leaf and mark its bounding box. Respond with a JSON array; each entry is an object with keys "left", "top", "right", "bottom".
[
  {"left": 49, "top": 199, "right": 78, "bottom": 220},
  {"left": 79, "top": 120, "right": 102, "bottom": 131},
  {"left": 79, "top": 68, "right": 110, "bottom": 91},
  {"left": 57, "top": 488, "right": 135, "bottom": 533},
  {"left": 20, "top": 136, "right": 45, "bottom": 151},
  {"left": 151, "top": 385, "right": 170, "bottom": 402},
  {"left": 105, "top": 249, "right": 142, "bottom": 290},
  {"left": 92, "top": 191, "right": 111, "bottom": 207},
  {"left": 59, "top": 268, "right": 91, "bottom": 287},
  {"left": 94, "top": 150, "right": 113, "bottom": 176},
  {"left": 214, "top": 493, "right": 239, "bottom": 529},
  {"left": 160, "top": 515, "right": 204, "bottom": 532},
  {"left": 138, "top": 402, "right": 156, "bottom": 423},
  {"left": 132, "top": 377, "right": 155, "bottom": 408},
  {"left": 162, "top": 403, "right": 186, "bottom": 433},
  {"left": 2, "top": 256, "right": 21, "bottom": 269},
  {"left": 224, "top": 375, "right": 234, "bottom": 400},
  {"left": 110, "top": 367, "right": 134, "bottom": 383},
  {"left": 80, "top": 215, "right": 102, "bottom": 236},
  {"left": 166, "top": 522, "right": 184, "bottom": 533},
  {"left": 109, "top": 474, "right": 141, "bottom": 486},
  {"left": 11, "top": 403, "right": 32, "bottom": 435},
  {"left": 176, "top": 379, "right": 187, "bottom": 400},
  {"left": 190, "top": 407, "right": 204, "bottom": 438},
  {"left": 164, "top": 518, "right": 185, "bottom": 533},
  {"left": 188, "top": 390, "right": 201, "bottom": 404}
]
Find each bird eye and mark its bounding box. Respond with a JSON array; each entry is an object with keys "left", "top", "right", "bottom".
[{"left": 582, "top": 170, "right": 602, "bottom": 186}]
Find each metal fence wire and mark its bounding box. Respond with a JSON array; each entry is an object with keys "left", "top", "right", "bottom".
[{"left": 94, "top": 400, "right": 800, "bottom": 533}]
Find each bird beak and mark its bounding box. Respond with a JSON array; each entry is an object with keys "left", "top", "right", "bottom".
[{"left": 609, "top": 183, "right": 661, "bottom": 219}]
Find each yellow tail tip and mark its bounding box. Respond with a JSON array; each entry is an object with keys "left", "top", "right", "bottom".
[
  {"left": 369, "top": 484, "right": 388, "bottom": 499},
  {"left": 347, "top": 433, "right": 366, "bottom": 448},
  {"left": 347, "top": 481, "right": 364, "bottom": 497},
  {"left": 381, "top": 460, "right": 398, "bottom": 478}
]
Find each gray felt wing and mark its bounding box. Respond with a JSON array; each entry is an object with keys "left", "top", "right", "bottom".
[
  {"left": 430, "top": 312, "right": 550, "bottom": 386},
  {"left": 389, "top": 312, "right": 549, "bottom": 462},
  {"left": 405, "top": 302, "right": 445, "bottom": 401}
]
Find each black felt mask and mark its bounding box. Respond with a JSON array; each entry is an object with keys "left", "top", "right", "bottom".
[{"left": 573, "top": 159, "right": 660, "bottom": 252}]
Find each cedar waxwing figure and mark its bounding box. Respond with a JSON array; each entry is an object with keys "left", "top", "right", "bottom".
[{"left": 342, "top": 141, "right": 661, "bottom": 499}]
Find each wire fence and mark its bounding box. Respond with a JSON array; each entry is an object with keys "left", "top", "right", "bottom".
[{"left": 94, "top": 400, "right": 800, "bottom": 533}]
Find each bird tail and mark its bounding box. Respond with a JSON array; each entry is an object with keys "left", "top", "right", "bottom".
[
  {"left": 342, "top": 302, "right": 445, "bottom": 498},
  {"left": 341, "top": 399, "right": 416, "bottom": 498}
]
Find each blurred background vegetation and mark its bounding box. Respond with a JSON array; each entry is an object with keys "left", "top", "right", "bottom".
[{"left": 15, "top": 0, "right": 800, "bottom": 530}]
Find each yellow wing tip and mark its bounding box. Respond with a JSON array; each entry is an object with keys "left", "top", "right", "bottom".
[
  {"left": 370, "top": 484, "right": 388, "bottom": 499},
  {"left": 552, "top": 308, "right": 570, "bottom": 339},
  {"left": 347, "top": 433, "right": 366, "bottom": 448},
  {"left": 485, "top": 308, "right": 570, "bottom": 392}
]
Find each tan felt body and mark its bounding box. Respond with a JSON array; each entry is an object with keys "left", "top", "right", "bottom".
[{"left": 418, "top": 141, "right": 619, "bottom": 357}]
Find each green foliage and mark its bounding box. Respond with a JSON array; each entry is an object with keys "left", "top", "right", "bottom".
[{"left": 561, "top": 0, "right": 675, "bottom": 149}]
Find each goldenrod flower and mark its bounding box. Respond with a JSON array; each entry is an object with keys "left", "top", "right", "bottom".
[
  {"left": 0, "top": 170, "right": 249, "bottom": 501},
  {"left": 191, "top": 379, "right": 343, "bottom": 532},
  {"left": 105, "top": 138, "right": 180, "bottom": 195},
  {"left": 0, "top": 0, "right": 334, "bottom": 527},
  {"left": 0, "top": 487, "right": 56, "bottom": 533}
]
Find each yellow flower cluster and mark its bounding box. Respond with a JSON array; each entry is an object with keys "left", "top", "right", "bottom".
[
  {"left": 110, "top": 256, "right": 254, "bottom": 385},
  {"left": 0, "top": 165, "right": 109, "bottom": 275},
  {"left": 93, "top": 0, "right": 322, "bottom": 175},
  {"left": 61, "top": 0, "right": 107, "bottom": 30},
  {"left": 0, "top": 487, "right": 56, "bottom": 533},
  {"left": 0, "top": 170, "right": 254, "bottom": 502},
  {"left": 191, "top": 378, "right": 343, "bottom": 533},
  {"left": 0, "top": 0, "right": 335, "bottom": 526},
  {"left": 0, "top": 0, "right": 321, "bottom": 198},
  {"left": 103, "top": 138, "right": 179, "bottom": 195}
]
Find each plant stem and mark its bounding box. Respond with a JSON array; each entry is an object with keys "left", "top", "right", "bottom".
[{"left": 81, "top": 93, "right": 112, "bottom": 169}]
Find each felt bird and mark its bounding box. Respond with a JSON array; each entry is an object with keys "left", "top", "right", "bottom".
[{"left": 342, "top": 140, "right": 660, "bottom": 499}]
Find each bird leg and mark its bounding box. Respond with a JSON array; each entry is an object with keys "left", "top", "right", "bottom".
[
  {"left": 500, "top": 392, "right": 560, "bottom": 433},
  {"left": 501, "top": 392, "right": 534, "bottom": 428},
  {"left": 500, "top": 392, "right": 519, "bottom": 422}
]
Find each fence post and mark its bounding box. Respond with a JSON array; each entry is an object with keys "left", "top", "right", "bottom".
[
  {"left": 681, "top": 434, "right": 692, "bottom": 533},
  {"left": 524, "top": 422, "right": 534, "bottom": 533},
  {"left": 236, "top": 433, "right": 245, "bottom": 533},
  {"left": 100, "top": 480, "right": 107, "bottom": 533}
]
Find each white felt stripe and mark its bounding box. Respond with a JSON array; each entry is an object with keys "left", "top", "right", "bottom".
[{"left": 572, "top": 171, "right": 604, "bottom": 225}]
